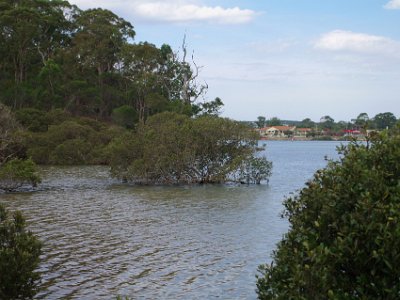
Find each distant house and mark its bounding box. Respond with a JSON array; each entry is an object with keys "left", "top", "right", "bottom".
[
  {"left": 258, "top": 126, "right": 314, "bottom": 139},
  {"left": 343, "top": 129, "right": 362, "bottom": 137},
  {"left": 260, "top": 126, "right": 296, "bottom": 138},
  {"left": 294, "top": 128, "right": 312, "bottom": 137}
]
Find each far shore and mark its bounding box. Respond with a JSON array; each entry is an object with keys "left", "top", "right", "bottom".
[{"left": 260, "top": 136, "right": 366, "bottom": 141}]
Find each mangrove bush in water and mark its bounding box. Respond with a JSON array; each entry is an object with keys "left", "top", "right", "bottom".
[
  {"left": 0, "top": 104, "right": 41, "bottom": 192},
  {"left": 108, "top": 112, "right": 271, "bottom": 185},
  {"left": 256, "top": 131, "right": 400, "bottom": 299}
]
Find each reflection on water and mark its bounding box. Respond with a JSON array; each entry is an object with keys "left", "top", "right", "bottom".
[{"left": 0, "top": 141, "right": 342, "bottom": 299}]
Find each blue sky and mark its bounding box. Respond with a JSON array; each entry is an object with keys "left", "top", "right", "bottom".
[{"left": 70, "top": 0, "right": 400, "bottom": 122}]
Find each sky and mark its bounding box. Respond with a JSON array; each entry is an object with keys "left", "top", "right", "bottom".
[{"left": 69, "top": 0, "right": 400, "bottom": 122}]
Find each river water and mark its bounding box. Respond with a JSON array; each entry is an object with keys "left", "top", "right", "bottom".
[{"left": 0, "top": 141, "right": 343, "bottom": 299}]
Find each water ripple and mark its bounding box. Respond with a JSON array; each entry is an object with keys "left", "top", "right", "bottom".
[{"left": 0, "top": 142, "right": 342, "bottom": 299}]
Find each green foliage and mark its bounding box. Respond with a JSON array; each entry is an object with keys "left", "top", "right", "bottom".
[
  {"left": 0, "top": 0, "right": 74, "bottom": 109},
  {"left": 0, "top": 158, "right": 41, "bottom": 192},
  {"left": 0, "top": 103, "right": 20, "bottom": 162},
  {"left": 256, "top": 116, "right": 267, "bottom": 129},
  {"left": 354, "top": 112, "right": 369, "bottom": 127},
  {"left": 237, "top": 156, "right": 272, "bottom": 184},
  {"left": 0, "top": 204, "right": 42, "bottom": 299},
  {"left": 0, "top": 0, "right": 214, "bottom": 123},
  {"left": 166, "top": 100, "right": 195, "bottom": 116},
  {"left": 0, "top": 103, "right": 41, "bottom": 191},
  {"left": 320, "top": 115, "right": 335, "bottom": 130},
  {"left": 25, "top": 118, "right": 121, "bottom": 165},
  {"left": 112, "top": 105, "right": 138, "bottom": 128},
  {"left": 372, "top": 112, "right": 397, "bottom": 130},
  {"left": 197, "top": 97, "right": 224, "bottom": 116},
  {"left": 298, "top": 118, "right": 315, "bottom": 129},
  {"left": 45, "top": 109, "right": 70, "bottom": 126},
  {"left": 267, "top": 117, "right": 282, "bottom": 126},
  {"left": 257, "top": 132, "right": 400, "bottom": 299},
  {"left": 49, "top": 139, "right": 92, "bottom": 165},
  {"left": 108, "top": 112, "right": 271, "bottom": 185},
  {"left": 15, "top": 108, "right": 49, "bottom": 132}
]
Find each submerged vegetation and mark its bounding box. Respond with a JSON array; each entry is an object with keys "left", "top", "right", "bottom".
[
  {"left": 108, "top": 112, "right": 271, "bottom": 185},
  {"left": 256, "top": 130, "right": 400, "bottom": 299},
  {"left": 0, "top": 104, "right": 41, "bottom": 192}
]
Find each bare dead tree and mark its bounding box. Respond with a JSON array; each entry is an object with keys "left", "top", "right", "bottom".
[{"left": 179, "top": 34, "right": 208, "bottom": 105}]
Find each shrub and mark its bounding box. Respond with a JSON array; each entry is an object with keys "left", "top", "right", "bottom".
[
  {"left": 256, "top": 132, "right": 400, "bottom": 299},
  {"left": 45, "top": 109, "right": 70, "bottom": 125},
  {"left": 238, "top": 156, "right": 272, "bottom": 184},
  {"left": 25, "top": 119, "right": 117, "bottom": 165},
  {"left": 49, "top": 139, "right": 92, "bottom": 165},
  {"left": 0, "top": 158, "right": 41, "bottom": 192},
  {"left": 0, "top": 103, "right": 20, "bottom": 162},
  {"left": 0, "top": 204, "right": 42, "bottom": 299},
  {"left": 15, "top": 108, "right": 49, "bottom": 132},
  {"left": 111, "top": 105, "right": 138, "bottom": 128},
  {"left": 108, "top": 112, "right": 272, "bottom": 185}
]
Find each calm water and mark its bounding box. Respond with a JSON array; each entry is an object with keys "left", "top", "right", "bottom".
[{"left": 0, "top": 141, "right": 343, "bottom": 299}]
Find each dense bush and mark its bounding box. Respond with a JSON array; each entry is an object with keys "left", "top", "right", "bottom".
[
  {"left": 25, "top": 118, "right": 124, "bottom": 165},
  {"left": 0, "top": 103, "right": 20, "bottom": 163},
  {"left": 108, "top": 112, "right": 271, "bottom": 185},
  {"left": 49, "top": 139, "right": 92, "bottom": 165},
  {"left": 256, "top": 131, "right": 400, "bottom": 299},
  {"left": 0, "top": 104, "right": 41, "bottom": 192},
  {"left": 112, "top": 105, "right": 138, "bottom": 128},
  {"left": 0, "top": 204, "right": 42, "bottom": 299},
  {"left": 238, "top": 156, "right": 272, "bottom": 184},
  {"left": 0, "top": 159, "right": 41, "bottom": 192},
  {"left": 15, "top": 108, "right": 49, "bottom": 132}
]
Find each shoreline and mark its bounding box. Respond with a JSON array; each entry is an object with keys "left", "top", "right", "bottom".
[{"left": 260, "top": 136, "right": 367, "bottom": 141}]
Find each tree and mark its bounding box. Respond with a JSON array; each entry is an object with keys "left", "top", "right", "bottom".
[
  {"left": 0, "top": 158, "right": 41, "bottom": 192},
  {"left": 176, "top": 35, "right": 208, "bottom": 105},
  {"left": 24, "top": 118, "right": 118, "bottom": 165},
  {"left": 255, "top": 116, "right": 266, "bottom": 129},
  {"left": 0, "top": 204, "right": 42, "bottom": 299},
  {"left": 354, "top": 112, "right": 369, "bottom": 127},
  {"left": 0, "top": 0, "right": 75, "bottom": 109},
  {"left": 267, "top": 117, "right": 282, "bottom": 126},
  {"left": 298, "top": 118, "right": 314, "bottom": 128},
  {"left": 320, "top": 115, "right": 335, "bottom": 130},
  {"left": 372, "top": 112, "right": 397, "bottom": 130},
  {"left": 119, "top": 42, "right": 167, "bottom": 122},
  {"left": 108, "top": 112, "right": 272, "bottom": 185},
  {"left": 111, "top": 105, "right": 138, "bottom": 129},
  {"left": 72, "top": 8, "right": 135, "bottom": 76},
  {"left": 0, "top": 103, "right": 41, "bottom": 191},
  {"left": 238, "top": 156, "right": 272, "bottom": 184},
  {"left": 0, "top": 103, "right": 20, "bottom": 163},
  {"left": 257, "top": 131, "right": 400, "bottom": 299},
  {"left": 197, "top": 97, "right": 224, "bottom": 116},
  {"left": 70, "top": 8, "right": 135, "bottom": 117},
  {"left": 15, "top": 108, "right": 49, "bottom": 132}
]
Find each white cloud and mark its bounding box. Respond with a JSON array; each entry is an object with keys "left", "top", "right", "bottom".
[
  {"left": 384, "top": 0, "right": 400, "bottom": 9},
  {"left": 314, "top": 30, "right": 400, "bottom": 57},
  {"left": 68, "top": 0, "right": 256, "bottom": 24},
  {"left": 134, "top": 2, "right": 255, "bottom": 24}
]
